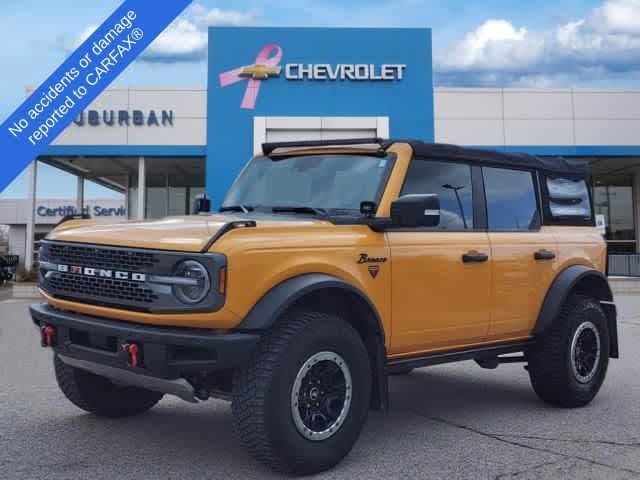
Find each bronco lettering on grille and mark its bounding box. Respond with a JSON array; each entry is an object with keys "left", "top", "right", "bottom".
[{"left": 57, "top": 264, "right": 146, "bottom": 282}]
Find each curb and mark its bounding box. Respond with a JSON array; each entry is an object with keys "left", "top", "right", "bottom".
[
  {"left": 11, "top": 283, "right": 41, "bottom": 299},
  {"left": 608, "top": 276, "right": 640, "bottom": 296}
]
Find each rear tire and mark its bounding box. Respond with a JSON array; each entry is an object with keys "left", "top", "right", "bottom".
[
  {"left": 232, "top": 311, "right": 371, "bottom": 475},
  {"left": 54, "top": 355, "right": 163, "bottom": 418},
  {"left": 527, "top": 294, "right": 609, "bottom": 408}
]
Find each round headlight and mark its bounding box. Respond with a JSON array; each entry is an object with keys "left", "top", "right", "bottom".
[{"left": 173, "top": 260, "right": 211, "bottom": 304}]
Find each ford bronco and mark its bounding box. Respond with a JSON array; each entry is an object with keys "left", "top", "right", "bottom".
[{"left": 31, "top": 139, "right": 618, "bottom": 474}]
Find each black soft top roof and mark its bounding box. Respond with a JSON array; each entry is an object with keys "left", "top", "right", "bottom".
[
  {"left": 402, "top": 141, "right": 590, "bottom": 178},
  {"left": 261, "top": 138, "right": 590, "bottom": 178}
]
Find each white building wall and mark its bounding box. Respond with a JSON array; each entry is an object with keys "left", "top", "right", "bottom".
[
  {"left": 434, "top": 88, "right": 640, "bottom": 147},
  {"left": 8, "top": 226, "right": 26, "bottom": 261},
  {"left": 573, "top": 90, "right": 640, "bottom": 146},
  {"left": 253, "top": 116, "right": 389, "bottom": 155},
  {"left": 27, "top": 88, "right": 208, "bottom": 147},
  {"left": 36, "top": 86, "right": 640, "bottom": 149},
  {"left": 8, "top": 225, "right": 51, "bottom": 264},
  {"left": 503, "top": 89, "right": 575, "bottom": 146},
  {"left": 434, "top": 88, "right": 504, "bottom": 146}
]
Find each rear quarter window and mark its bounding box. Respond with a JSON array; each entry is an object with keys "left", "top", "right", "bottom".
[{"left": 543, "top": 176, "right": 594, "bottom": 225}]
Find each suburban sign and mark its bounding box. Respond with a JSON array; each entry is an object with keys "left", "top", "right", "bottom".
[{"left": 73, "top": 109, "right": 174, "bottom": 127}]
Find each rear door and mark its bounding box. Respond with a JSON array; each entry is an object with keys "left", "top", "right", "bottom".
[
  {"left": 387, "top": 159, "right": 492, "bottom": 356},
  {"left": 482, "top": 167, "right": 559, "bottom": 341}
]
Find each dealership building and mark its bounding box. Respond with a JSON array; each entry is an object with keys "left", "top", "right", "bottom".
[
  {"left": 10, "top": 27, "right": 640, "bottom": 271},
  {"left": 0, "top": 198, "right": 125, "bottom": 261}
]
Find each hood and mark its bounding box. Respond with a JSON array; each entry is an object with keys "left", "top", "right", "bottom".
[{"left": 46, "top": 214, "right": 330, "bottom": 252}]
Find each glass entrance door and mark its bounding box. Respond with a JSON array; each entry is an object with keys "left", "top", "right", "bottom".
[
  {"left": 593, "top": 177, "right": 635, "bottom": 254},
  {"left": 127, "top": 157, "right": 205, "bottom": 219}
]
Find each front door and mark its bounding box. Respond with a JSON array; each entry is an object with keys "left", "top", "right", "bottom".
[{"left": 387, "top": 159, "right": 492, "bottom": 356}]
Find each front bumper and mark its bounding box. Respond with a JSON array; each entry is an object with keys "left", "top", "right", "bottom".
[{"left": 30, "top": 303, "right": 261, "bottom": 382}]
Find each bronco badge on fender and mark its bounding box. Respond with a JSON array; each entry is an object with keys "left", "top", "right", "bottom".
[{"left": 357, "top": 253, "right": 387, "bottom": 264}]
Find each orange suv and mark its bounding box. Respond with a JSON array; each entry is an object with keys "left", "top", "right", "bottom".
[{"left": 31, "top": 139, "right": 618, "bottom": 474}]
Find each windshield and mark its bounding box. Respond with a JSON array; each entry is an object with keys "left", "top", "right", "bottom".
[{"left": 222, "top": 154, "right": 392, "bottom": 213}]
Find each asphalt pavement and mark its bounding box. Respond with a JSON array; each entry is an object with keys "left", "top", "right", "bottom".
[
  {"left": 1, "top": 295, "right": 639, "bottom": 480},
  {"left": 0, "top": 285, "right": 11, "bottom": 302}
]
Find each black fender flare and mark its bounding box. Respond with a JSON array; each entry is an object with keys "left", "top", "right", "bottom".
[
  {"left": 534, "top": 265, "right": 618, "bottom": 358},
  {"left": 237, "top": 273, "right": 389, "bottom": 410},
  {"left": 237, "top": 273, "right": 384, "bottom": 338}
]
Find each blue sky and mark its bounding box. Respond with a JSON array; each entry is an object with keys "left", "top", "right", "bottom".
[{"left": 1, "top": 0, "right": 639, "bottom": 199}]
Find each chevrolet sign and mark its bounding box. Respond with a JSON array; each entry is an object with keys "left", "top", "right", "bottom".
[
  {"left": 285, "top": 64, "right": 406, "bottom": 81},
  {"left": 230, "top": 62, "right": 407, "bottom": 83}
]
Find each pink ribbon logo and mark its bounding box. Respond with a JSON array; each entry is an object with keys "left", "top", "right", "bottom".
[{"left": 219, "top": 44, "right": 283, "bottom": 110}]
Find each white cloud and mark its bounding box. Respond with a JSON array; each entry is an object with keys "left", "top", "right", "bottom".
[
  {"left": 70, "top": 3, "right": 258, "bottom": 63},
  {"left": 439, "top": 19, "right": 538, "bottom": 72},
  {"left": 436, "top": 0, "right": 640, "bottom": 86},
  {"left": 592, "top": 0, "right": 640, "bottom": 32},
  {"left": 144, "top": 18, "right": 208, "bottom": 62},
  {"left": 187, "top": 4, "right": 257, "bottom": 28}
]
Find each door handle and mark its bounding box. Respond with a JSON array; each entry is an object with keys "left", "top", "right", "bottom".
[
  {"left": 462, "top": 252, "right": 489, "bottom": 263},
  {"left": 534, "top": 250, "right": 556, "bottom": 261}
]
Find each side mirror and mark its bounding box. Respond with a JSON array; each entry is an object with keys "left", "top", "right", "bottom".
[
  {"left": 192, "top": 194, "right": 211, "bottom": 214},
  {"left": 390, "top": 194, "right": 440, "bottom": 228}
]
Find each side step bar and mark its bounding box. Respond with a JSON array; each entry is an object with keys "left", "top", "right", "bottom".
[{"left": 386, "top": 341, "right": 534, "bottom": 371}]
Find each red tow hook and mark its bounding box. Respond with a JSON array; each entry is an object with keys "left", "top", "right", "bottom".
[
  {"left": 41, "top": 325, "right": 56, "bottom": 347},
  {"left": 121, "top": 343, "right": 140, "bottom": 368}
]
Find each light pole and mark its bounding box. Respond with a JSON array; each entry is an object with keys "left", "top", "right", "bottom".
[{"left": 442, "top": 184, "right": 468, "bottom": 230}]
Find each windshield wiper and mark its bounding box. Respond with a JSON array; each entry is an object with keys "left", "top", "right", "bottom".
[
  {"left": 220, "top": 205, "right": 254, "bottom": 213},
  {"left": 271, "top": 206, "right": 328, "bottom": 217}
]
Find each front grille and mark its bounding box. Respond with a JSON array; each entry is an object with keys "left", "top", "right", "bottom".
[
  {"left": 48, "top": 273, "right": 158, "bottom": 304},
  {"left": 46, "top": 243, "right": 159, "bottom": 272},
  {"left": 38, "top": 240, "right": 227, "bottom": 313}
]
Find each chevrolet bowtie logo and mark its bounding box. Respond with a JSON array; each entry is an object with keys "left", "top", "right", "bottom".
[{"left": 240, "top": 64, "right": 282, "bottom": 80}]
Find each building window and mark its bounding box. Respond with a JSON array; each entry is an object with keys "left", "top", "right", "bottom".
[
  {"left": 126, "top": 157, "right": 205, "bottom": 219},
  {"left": 483, "top": 167, "right": 540, "bottom": 231},
  {"left": 146, "top": 174, "right": 169, "bottom": 219},
  {"left": 593, "top": 176, "right": 635, "bottom": 253},
  {"left": 401, "top": 160, "right": 474, "bottom": 230}
]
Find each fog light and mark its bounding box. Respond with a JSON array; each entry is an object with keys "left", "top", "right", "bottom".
[{"left": 173, "top": 260, "right": 211, "bottom": 304}]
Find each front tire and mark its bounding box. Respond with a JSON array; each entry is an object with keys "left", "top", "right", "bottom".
[
  {"left": 54, "top": 355, "right": 163, "bottom": 418},
  {"left": 232, "top": 311, "right": 371, "bottom": 475},
  {"left": 527, "top": 295, "right": 610, "bottom": 408}
]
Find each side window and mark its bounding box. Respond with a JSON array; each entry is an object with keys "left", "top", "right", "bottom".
[
  {"left": 545, "top": 176, "right": 592, "bottom": 221},
  {"left": 483, "top": 167, "right": 540, "bottom": 231},
  {"left": 401, "top": 159, "right": 474, "bottom": 230}
]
